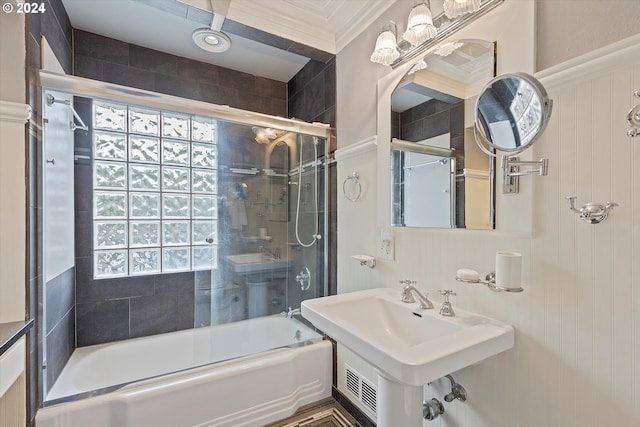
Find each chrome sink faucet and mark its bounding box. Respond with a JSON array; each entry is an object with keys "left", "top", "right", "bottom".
[{"left": 400, "top": 281, "right": 434, "bottom": 309}]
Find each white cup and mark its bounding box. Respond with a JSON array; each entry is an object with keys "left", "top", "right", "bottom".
[
  {"left": 495, "top": 251, "right": 522, "bottom": 290},
  {"left": 258, "top": 227, "right": 267, "bottom": 238}
]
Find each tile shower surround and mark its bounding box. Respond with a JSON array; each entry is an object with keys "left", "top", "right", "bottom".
[{"left": 70, "top": 31, "right": 335, "bottom": 347}]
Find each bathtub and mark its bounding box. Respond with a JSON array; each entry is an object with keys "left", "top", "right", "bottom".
[{"left": 37, "top": 315, "right": 331, "bottom": 427}]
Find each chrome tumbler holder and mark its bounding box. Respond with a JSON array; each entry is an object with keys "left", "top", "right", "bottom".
[{"left": 456, "top": 271, "right": 524, "bottom": 293}]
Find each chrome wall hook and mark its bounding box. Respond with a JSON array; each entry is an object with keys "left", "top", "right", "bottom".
[
  {"left": 566, "top": 196, "right": 618, "bottom": 224},
  {"left": 627, "top": 90, "right": 640, "bottom": 138},
  {"left": 627, "top": 104, "right": 640, "bottom": 137}
]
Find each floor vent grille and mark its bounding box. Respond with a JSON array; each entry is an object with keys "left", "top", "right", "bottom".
[{"left": 344, "top": 364, "right": 377, "bottom": 415}]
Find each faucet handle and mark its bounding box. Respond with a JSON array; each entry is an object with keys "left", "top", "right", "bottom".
[
  {"left": 438, "top": 290, "right": 456, "bottom": 317},
  {"left": 438, "top": 289, "right": 456, "bottom": 301},
  {"left": 399, "top": 279, "right": 416, "bottom": 285}
]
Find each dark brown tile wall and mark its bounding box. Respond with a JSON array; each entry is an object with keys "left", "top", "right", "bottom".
[
  {"left": 44, "top": 268, "right": 75, "bottom": 390},
  {"left": 287, "top": 57, "right": 337, "bottom": 296},
  {"left": 287, "top": 58, "right": 336, "bottom": 142},
  {"left": 26, "top": 0, "right": 73, "bottom": 424},
  {"left": 73, "top": 30, "right": 288, "bottom": 118}
]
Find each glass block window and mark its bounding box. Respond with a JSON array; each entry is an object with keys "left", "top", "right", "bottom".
[{"left": 92, "top": 101, "right": 218, "bottom": 278}]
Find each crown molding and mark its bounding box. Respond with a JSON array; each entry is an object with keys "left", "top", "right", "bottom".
[
  {"left": 335, "top": 0, "right": 398, "bottom": 53},
  {"left": 536, "top": 34, "right": 640, "bottom": 91},
  {"left": 228, "top": 1, "right": 336, "bottom": 54}
]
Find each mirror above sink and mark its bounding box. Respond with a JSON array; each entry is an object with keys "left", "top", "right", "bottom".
[{"left": 390, "top": 39, "right": 496, "bottom": 229}]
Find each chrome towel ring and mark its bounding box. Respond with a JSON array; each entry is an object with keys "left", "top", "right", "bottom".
[{"left": 343, "top": 172, "right": 362, "bottom": 202}]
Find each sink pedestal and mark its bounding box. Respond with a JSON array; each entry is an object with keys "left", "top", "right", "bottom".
[{"left": 377, "top": 374, "right": 423, "bottom": 427}]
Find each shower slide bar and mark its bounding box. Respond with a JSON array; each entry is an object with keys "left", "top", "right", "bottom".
[{"left": 45, "top": 94, "right": 88, "bottom": 131}]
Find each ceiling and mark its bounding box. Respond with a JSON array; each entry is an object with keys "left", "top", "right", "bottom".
[
  {"left": 392, "top": 40, "right": 494, "bottom": 112},
  {"left": 62, "top": 0, "right": 395, "bottom": 82}
]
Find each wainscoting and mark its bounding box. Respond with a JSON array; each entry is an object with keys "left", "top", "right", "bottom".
[{"left": 336, "top": 37, "right": 639, "bottom": 426}]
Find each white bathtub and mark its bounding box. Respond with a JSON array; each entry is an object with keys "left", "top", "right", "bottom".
[{"left": 37, "top": 315, "right": 332, "bottom": 427}]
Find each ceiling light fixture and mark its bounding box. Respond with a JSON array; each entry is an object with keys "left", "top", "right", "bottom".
[
  {"left": 402, "top": 1, "right": 437, "bottom": 46},
  {"left": 443, "top": 0, "right": 481, "bottom": 19},
  {"left": 192, "top": 0, "right": 232, "bottom": 53},
  {"left": 370, "top": 21, "right": 400, "bottom": 66}
]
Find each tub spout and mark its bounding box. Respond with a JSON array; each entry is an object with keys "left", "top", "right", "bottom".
[{"left": 283, "top": 307, "right": 301, "bottom": 318}]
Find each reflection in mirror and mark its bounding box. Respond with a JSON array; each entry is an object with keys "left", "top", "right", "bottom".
[
  {"left": 474, "top": 73, "right": 552, "bottom": 153},
  {"left": 390, "top": 39, "right": 496, "bottom": 229}
]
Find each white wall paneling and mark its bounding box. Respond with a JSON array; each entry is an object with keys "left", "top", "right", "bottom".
[
  {"left": 0, "top": 101, "right": 30, "bottom": 323},
  {"left": 336, "top": 39, "right": 639, "bottom": 426}
]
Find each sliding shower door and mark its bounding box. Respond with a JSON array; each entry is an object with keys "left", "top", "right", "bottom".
[{"left": 202, "top": 124, "right": 327, "bottom": 326}]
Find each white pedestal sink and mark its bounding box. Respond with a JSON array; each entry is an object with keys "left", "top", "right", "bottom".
[
  {"left": 224, "top": 253, "right": 291, "bottom": 274},
  {"left": 301, "top": 288, "right": 514, "bottom": 426}
]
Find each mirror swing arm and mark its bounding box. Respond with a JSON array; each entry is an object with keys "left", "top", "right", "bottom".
[
  {"left": 473, "top": 72, "right": 553, "bottom": 194},
  {"left": 474, "top": 128, "right": 549, "bottom": 194}
]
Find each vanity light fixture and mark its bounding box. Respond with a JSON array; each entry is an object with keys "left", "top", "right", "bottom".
[
  {"left": 434, "top": 41, "right": 464, "bottom": 57},
  {"left": 252, "top": 126, "right": 284, "bottom": 144},
  {"left": 370, "top": 21, "right": 400, "bottom": 66},
  {"left": 407, "top": 58, "right": 427, "bottom": 75},
  {"left": 371, "top": 0, "right": 504, "bottom": 68},
  {"left": 402, "top": 1, "right": 437, "bottom": 46},
  {"left": 443, "top": 0, "right": 481, "bottom": 18}
]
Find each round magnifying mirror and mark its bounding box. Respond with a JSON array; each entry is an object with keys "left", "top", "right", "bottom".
[{"left": 474, "top": 73, "right": 552, "bottom": 155}]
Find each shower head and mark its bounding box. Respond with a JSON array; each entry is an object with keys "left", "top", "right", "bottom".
[{"left": 192, "top": 0, "right": 231, "bottom": 53}]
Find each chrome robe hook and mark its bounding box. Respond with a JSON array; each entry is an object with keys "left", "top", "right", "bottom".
[
  {"left": 566, "top": 196, "right": 618, "bottom": 224},
  {"left": 628, "top": 90, "right": 640, "bottom": 138}
]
